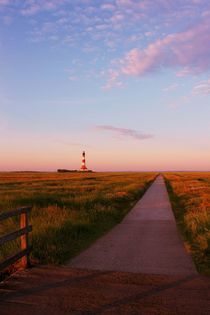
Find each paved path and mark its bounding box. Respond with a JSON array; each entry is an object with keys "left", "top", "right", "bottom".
[{"left": 68, "top": 175, "right": 197, "bottom": 275}]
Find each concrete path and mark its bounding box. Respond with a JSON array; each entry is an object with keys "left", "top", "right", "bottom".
[{"left": 68, "top": 175, "right": 197, "bottom": 275}]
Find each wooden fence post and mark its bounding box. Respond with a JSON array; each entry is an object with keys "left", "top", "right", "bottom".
[
  {"left": 0, "top": 207, "right": 32, "bottom": 271},
  {"left": 20, "top": 211, "right": 30, "bottom": 268}
]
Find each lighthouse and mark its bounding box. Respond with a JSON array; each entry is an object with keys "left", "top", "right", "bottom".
[{"left": 80, "top": 151, "right": 88, "bottom": 171}]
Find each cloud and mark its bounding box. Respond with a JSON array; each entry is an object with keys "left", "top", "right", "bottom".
[
  {"left": 0, "top": 0, "right": 10, "bottom": 5},
  {"left": 176, "top": 67, "right": 195, "bottom": 77},
  {"left": 21, "top": 4, "right": 40, "bottom": 16},
  {"left": 69, "top": 75, "right": 78, "bottom": 81},
  {"left": 192, "top": 78, "right": 210, "bottom": 95},
  {"left": 102, "top": 69, "right": 124, "bottom": 90},
  {"left": 116, "top": 0, "right": 134, "bottom": 6},
  {"left": 111, "top": 13, "right": 124, "bottom": 23},
  {"left": 163, "top": 83, "right": 179, "bottom": 92},
  {"left": 2, "top": 0, "right": 210, "bottom": 91},
  {"left": 101, "top": 4, "right": 115, "bottom": 11},
  {"left": 95, "top": 125, "right": 154, "bottom": 140},
  {"left": 145, "top": 31, "right": 153, "bottom": 37},
  {"left": 121, "top": 18, "right": 210, "bottom": 77},
  {"left": 20, "top": 0, "right": 66, "bottom": 16}
]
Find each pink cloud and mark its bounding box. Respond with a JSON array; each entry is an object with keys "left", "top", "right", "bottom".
[
  {"left": 116, "top": 0, "right": 133, "bottom": 6},
  {"left": 101, "top": 4, "right": 115, "bottom": 11},
  {"left": 176, "top": 67, "right": 195, "bottom": 77},
  {"left": 21, "top": 4, "right": 41, "bottom": 16},
  {"left": 145, "top": 31, "right": 153, "bottom": 37},
  {"left": 69, "top": 76, "right": 78, "bottom": 81},
  {"left": 111, "top": 14, "right": 124, "bottom": 23},
  {"left": 21, "top": 0, "right": 66, "bottom": 16},
  {"left": 121, "top": 18, "right": 210, "bottom": 76},
  {"left": 102, "top": 69, "right": 124, "bottom": 90},
  {"left": 0, "top": 0, "right": 10, "bottom": 5},
  {"left": 162, "top": 83, "right": 179, "bottom": 92},
  {"left": 95, "top": 125, "right": 154, "bottom": 140},
  {"left": 192, "top": 79, "right": 210, "bottom": 95},
  {"left": 43, "top": 1, "right": 57, "bottom": 10}
]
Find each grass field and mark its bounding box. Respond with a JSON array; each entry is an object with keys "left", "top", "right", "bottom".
[
  {"left": 0, "top": 172, "right": 156, "bottom": 265},
  {"left": 164, "top": 172, "right": 210, "bottom": 275}
]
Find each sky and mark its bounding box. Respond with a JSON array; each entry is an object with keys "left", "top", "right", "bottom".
[{"left": 0, "top": 0, "right": 210, "bottom": 171}]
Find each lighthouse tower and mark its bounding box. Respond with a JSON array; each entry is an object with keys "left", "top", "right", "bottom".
[{"left": 80, "top": 151, "right": 88, "bottom": 171}]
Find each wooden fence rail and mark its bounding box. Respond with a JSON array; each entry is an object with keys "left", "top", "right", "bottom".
[{"left": 0, "top": 206, "right": 32, "bottom": 271}]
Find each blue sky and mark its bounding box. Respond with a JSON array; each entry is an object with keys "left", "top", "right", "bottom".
[{"left": 0, "top": 0, "right": 210, "bottom": 171}]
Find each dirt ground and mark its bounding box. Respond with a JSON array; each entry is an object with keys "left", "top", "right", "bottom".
[{"left": 0, "top": 265, "right": 210, "bottom": 315}]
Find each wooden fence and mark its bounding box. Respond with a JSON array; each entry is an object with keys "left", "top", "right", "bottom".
[{"left": 0, "top": 206, "right": 32, "bottom": 271}]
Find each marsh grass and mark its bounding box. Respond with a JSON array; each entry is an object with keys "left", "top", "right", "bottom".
[
  {"left": 0, "top": 172, "right": 156, "bottom": 265},
  {"left": 164, "top": 172, "right": 210, "bottom": 275}
]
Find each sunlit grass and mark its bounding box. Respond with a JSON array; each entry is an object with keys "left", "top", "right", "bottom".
[
  {"left": 0, "top": 172, "right": 156, "bottom": 265},
  {"left": 164, "top": 172, "right": 210, "bottom": 275}
]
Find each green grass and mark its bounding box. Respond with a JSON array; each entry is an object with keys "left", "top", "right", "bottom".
[
  {"left": 164, "top": 172, "right": 210, "bottom": 275},
  {"left": 0, "top": 172, "right": 157, "bottom": 265}
]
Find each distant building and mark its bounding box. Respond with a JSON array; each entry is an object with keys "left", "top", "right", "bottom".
[{"left": 80, "top": 151, "right": 88, "bottom": 171}]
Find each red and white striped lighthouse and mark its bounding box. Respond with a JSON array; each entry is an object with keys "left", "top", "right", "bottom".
[{"left": 80, "top": 151, "right": 88, "bottom": 171}]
